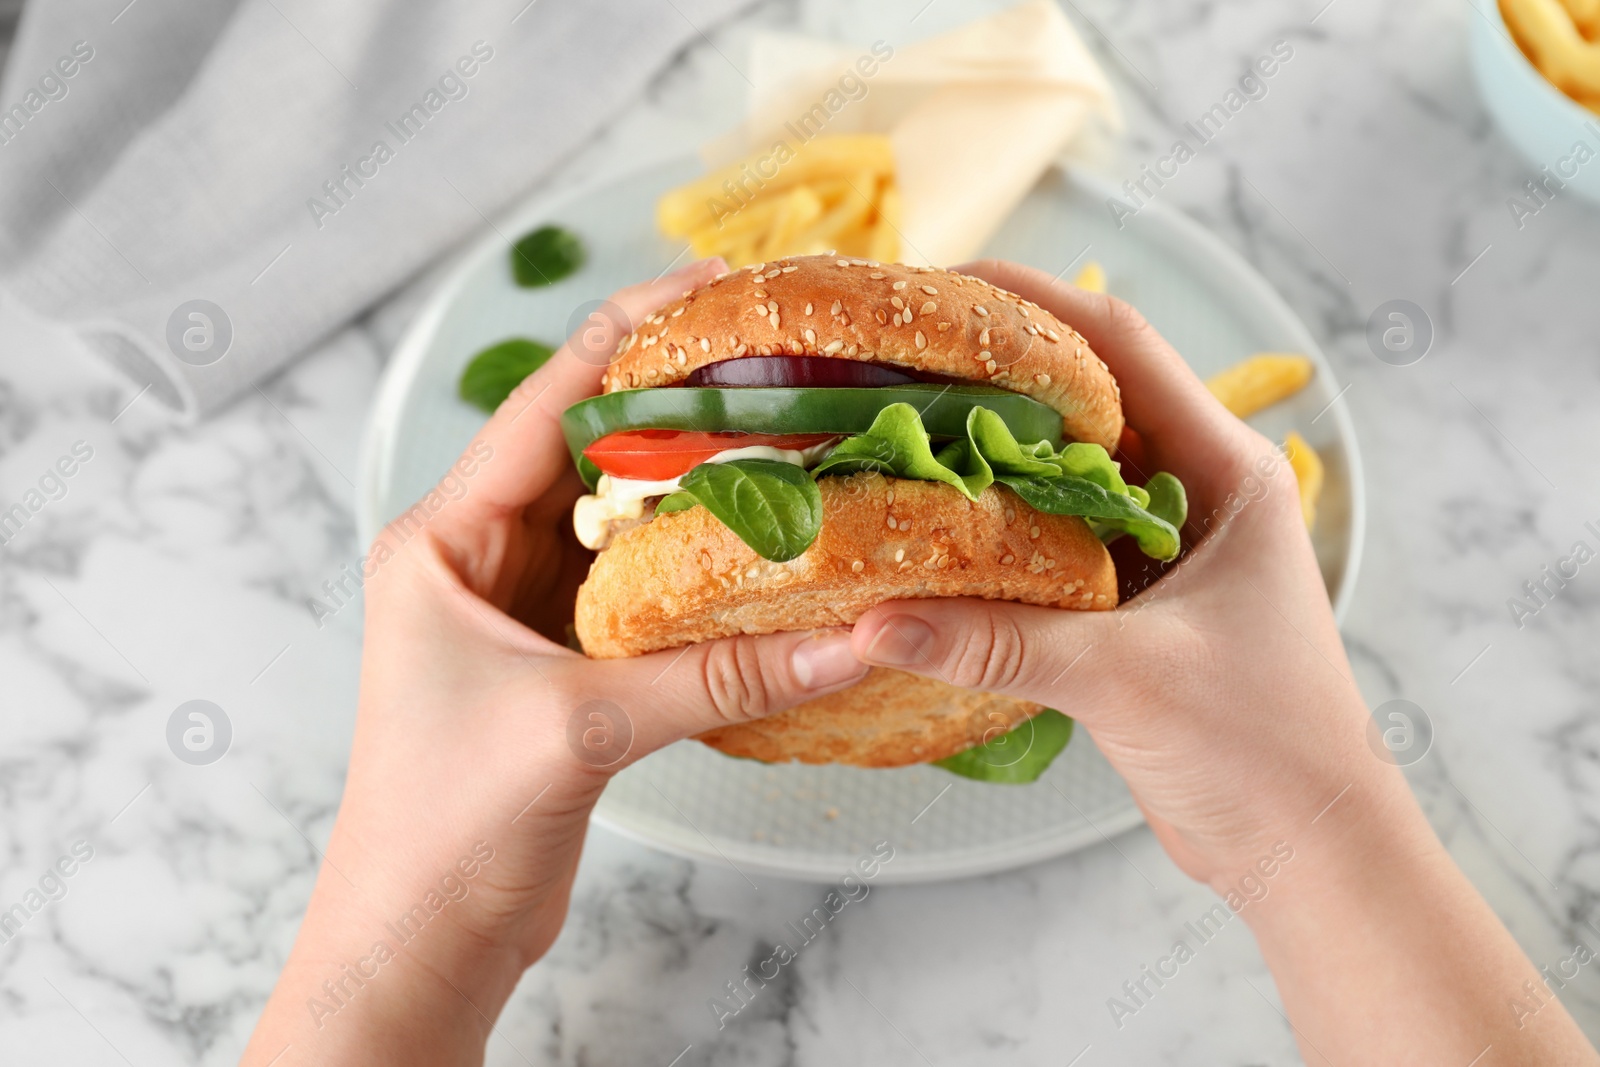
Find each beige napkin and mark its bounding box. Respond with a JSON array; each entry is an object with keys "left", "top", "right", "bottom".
[{"left": 705, "top": 0, "right": 1120, "bottom": 266}]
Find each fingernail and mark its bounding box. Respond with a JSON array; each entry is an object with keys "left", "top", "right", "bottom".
[
  {"left": 792, "top": 632, "right": 868, "bottom": 690},
  {"left": 862, "top": 615, "right": 936, "bottom": 667}
]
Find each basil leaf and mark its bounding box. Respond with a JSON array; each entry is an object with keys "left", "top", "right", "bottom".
[
  {"left": 665, "top": 459, "right": 823, "bottom": 562},
  {"left": 934, "top": 710, "right": 1074, "bottom": 784},
  {"left": 458, "top": 338, "right": 555, "bottom": 413},
  {"left": 510, "top": 224, "right": 584, "bottom": 287}
]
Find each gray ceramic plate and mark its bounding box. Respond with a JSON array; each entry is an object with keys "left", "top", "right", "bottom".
[{"left": 357, "top": 158, "right": 1363, "bottom": 883}]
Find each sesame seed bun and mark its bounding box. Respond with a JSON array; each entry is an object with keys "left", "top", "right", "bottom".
[
  {"left": 602, "top": 255, "right": 1124, "bottom": 451},
  {"left": 574, "top": 473, "right": 1116, "bottom": 767}
]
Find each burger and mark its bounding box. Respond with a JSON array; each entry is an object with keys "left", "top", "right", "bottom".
[{"left": 562, "top": 255, "right": 1184, "bottom": 782}]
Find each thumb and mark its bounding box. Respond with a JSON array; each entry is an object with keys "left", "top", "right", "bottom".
[
  {"left": 555, "top": 629, "right": 870, "bottom": 758},
  {"left": 849, "top": 598, "right": 1126, "bottom": 712}
]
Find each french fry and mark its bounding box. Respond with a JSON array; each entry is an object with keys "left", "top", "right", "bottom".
[
  {"left": 1205, "top": 353, "right": 1315, "bottom": 419},
  {"left": 1073, "top": 261, "right": 1106, "bottom": 293},
  {"left": 757, "top": 187, "right": 826, "bottom": 260},
  {"left": 1501, "top": 0, "right": 1600, "bottom": 97},
  {"left": 1283, "top": 432, "right": 1324, "bottom": 530},
  {"left": 867, "top": 180, "right": 902, "bottom": 263},
  {"left": 657, "top": 135, "right": 895, "bottom": 236},
  {"left": 788, "top": 172, "right": 879, "bottom": 251},
  {"left": 1559, "top": 0, "right": 1600, "bottom": 38}
]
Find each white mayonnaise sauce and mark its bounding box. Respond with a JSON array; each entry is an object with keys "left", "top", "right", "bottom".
[{"left": 572, "top": 440, "right": 836, "bottom": 550}]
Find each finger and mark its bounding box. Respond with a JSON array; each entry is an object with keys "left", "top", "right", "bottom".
[
  {"left": 953, "top": 258, "right": 1265, "bottom": 508},
  {"left": 545, "top": 628, "right": 871, "bottom": 757},
  {"left": 849, "top": 597, "right": 1128, "bottom": 714},
  {"left": 440, "top": 257, "right": 728, "bottom": 530}
]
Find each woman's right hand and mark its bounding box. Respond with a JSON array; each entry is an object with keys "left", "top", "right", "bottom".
[{"left": 850, "top": 258, "right": 1421, "bottom": 892}]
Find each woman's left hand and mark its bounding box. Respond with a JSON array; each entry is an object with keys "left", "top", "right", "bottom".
[{"left": 242, "top": 257, "right": 869, "bottom": 1066}]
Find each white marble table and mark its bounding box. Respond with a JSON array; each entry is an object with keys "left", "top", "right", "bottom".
[{"left": 4, "top": 0, "right": 1600, "bottom": 1063}]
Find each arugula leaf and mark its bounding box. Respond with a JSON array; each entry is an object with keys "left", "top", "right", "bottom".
[
  {"left": 655, "top": 459, "right": 823, "bottom": 562},
  {"left": 934, "top": 710, "right": 1074, "bottom": 784},
  {"left": 458, "top": 338, "right": 555, "bottom": 413},
  {"left": 510, "top": 225, "right": 584, "bottom": 287}
]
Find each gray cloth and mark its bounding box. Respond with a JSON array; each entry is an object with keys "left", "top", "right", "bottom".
[{"left": 0, "top": 0, "right": 744, "bottom": 418}]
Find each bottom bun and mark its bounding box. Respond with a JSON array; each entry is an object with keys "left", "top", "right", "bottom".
[
  {"left": 574, "top": 472, "right": 1117, "bottom": 767},
  {"left": 698, "top": 668, "right": 1045, "bottom": 767}
]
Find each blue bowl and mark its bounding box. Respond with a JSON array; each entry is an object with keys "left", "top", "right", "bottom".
[{"left": 1470, "top": 0, "right": 1600, "bottom": 204}]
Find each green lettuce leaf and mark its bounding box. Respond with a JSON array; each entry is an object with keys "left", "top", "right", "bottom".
[
  {"left": 656, "top": 459, "right": 822, "bottom": 562},
  {"left": 816, "top": 402, "right": 1184, "bottom": 561},
  {"left": 934, "top": 710, "right": 1074, "bottom": 784}
]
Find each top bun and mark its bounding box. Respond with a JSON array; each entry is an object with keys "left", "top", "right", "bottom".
[{"left": 601, "top": 255, "right": 1124, "bottom": 451}]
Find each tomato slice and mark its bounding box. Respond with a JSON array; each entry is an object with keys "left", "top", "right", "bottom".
[{"left": 583, "top": 430, "right": 838, "bottom": 482}]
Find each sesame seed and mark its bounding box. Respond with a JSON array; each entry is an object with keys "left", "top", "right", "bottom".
[
  {"left": 1029, "top": 525, "right": 1040, "bottom": 538},
  {"left": 894, "top": 548, "right": 906, "bottom": 562},
  {"left": 1001, "top": 554, "right": 1015, "bottom": 565},
  {"left": 852, "top": 560, "right": 864, "bottom": 573},
  {"left": 805, "top": 302, "right": 814, "bottom": 315},
  {"left": 985, "top": 359, "right": 997, "bottom": 373},
  {"left": 767, "top": 300, "right": 778, "bottom": 313},
  {"left": 1004, "top": 508, "right": 1015, "bottom": 522},
  {"left": 1035, "top": 373, "right": 1051, "bottom": 384},
  {"left": 823, "top": 339, "right": 844, "bottom": 354},
  {"left": 671, "top": 307, "right": 685, "bottom": 317},
  {"left": 846, "top": 344, "right": 859, "bottom": 356},
  {"left": 769, "top": 313, "right": 780, "bottom": 328},
  {"left": 915, "top": 331, "right": 927, "bottom": 349},
  {"left": 733, "top": 343, "right": 748, "bottom": 357},
  {"left": 804, "top": 328, "right": 816, "bottom": 344},
  {"left": 937, "top": 322, "right": 950, "bottom": 332},
  {"left": 754, "top": 290, "right": 767, "bottom": 298},
  {"left": 921, "top": 301, "right": 937, "bottom": 315},
  {"left": 886, "top": 515, "right": 896, "bottom": 529},
  {"left": 701, "top": 338, "right": 711, "bottom": 352},
  {"left": 891, "top": 296, "right": 904, "bottom": 310},
  {"left": 837, "top": 259, "right": 850, "bottom": 267},
  {"left": 892, "top": 280, "right": 907, "bottom": 290},
  {"left": 979, "top": 349, "right": 991, "bottom": 360},
  {"left": 921, "top": 285, "right": 937, "bottom": 294},
  {"left": 869, "top": 272, "right": 886, "bottom": 280},
  {"left": 676, "top": 351, "right": 687, "bottom": 364},
  {"left": 876, "top": 309, "right": 888, "bottom": 325},
  {"left": 886, "top": 491, "right": 894, "bottom": 504},
  {"left": 1027, "top": 325, "right": 1039, "bottom": 336},
  {"left": 975, "top": 305, "right": 989, "bottom": 317},
  {"left": 831, "top": 300, "right": 842, "bottom": 315},
  {"left": 1045, "top": 329, "right": 1060, "bottom": 342},
  {"left": 782, "top": 265, "right": 798, "bottom": 273},
  {"left": 753, "top": 304, "right": 767, "bottom": 316},
  {"left": 980, "top": 328, "right": 990, "bottom": 345}
]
